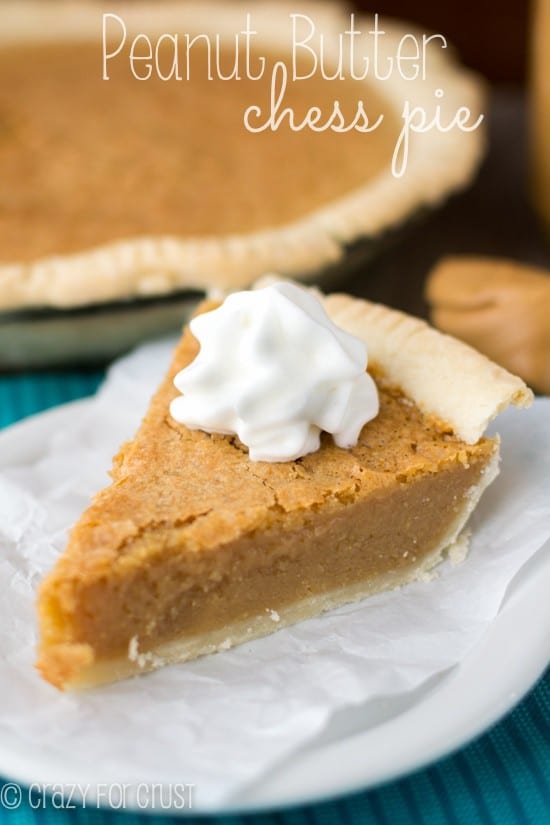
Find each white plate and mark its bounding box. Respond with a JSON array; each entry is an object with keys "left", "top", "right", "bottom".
[{"left": 0, "top": 402, "right": 549, "bottom": 814}]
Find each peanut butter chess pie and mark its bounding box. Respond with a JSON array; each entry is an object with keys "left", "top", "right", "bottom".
[
  {"left": 1, "top": 1, "right": 484, "bottom": 315},
  {"left": 37, "top": 285, "right": 532, "bottom": 690}
]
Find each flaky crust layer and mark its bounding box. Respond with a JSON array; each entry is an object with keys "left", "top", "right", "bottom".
[
  {"left": 1, "top": 1, "right": 485, "bottom": 310},
  {"left": 321, "top": 292, "right": 533, "bottom": 444}
]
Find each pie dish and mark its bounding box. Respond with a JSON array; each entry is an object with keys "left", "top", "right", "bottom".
[
  {"left": 1, "top": 0, "right": 485, "bottom": 318},
  {"left": 36, "top": 288, "right": 532, "bottom": 690},
  {"left": 0, "top": 291, "right": 202, "bottom": 369}
]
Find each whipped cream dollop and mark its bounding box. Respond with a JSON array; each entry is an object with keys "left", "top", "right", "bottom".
[{"left": 170, "top": 282, "right": 379, "bottom": 462}]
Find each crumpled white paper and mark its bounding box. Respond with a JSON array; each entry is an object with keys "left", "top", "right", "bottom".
[{"left": 0, "top": 339, "right": 549, "bottom": 808}]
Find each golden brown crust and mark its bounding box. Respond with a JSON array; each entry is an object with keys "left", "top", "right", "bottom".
[
  {"left": 322, "top": 291, "right": 533, "bottom": 444},
  {"left": 1, "top": 1, "right": 485, "bottom": 309}
]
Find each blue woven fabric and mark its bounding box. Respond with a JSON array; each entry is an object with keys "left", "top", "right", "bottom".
[{"left": 0, "top": 371, "right": 548, "bottom": 825}]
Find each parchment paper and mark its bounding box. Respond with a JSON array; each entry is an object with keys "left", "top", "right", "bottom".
[{"left": 0, "top": 339, "right": 549, "bottom": 806}]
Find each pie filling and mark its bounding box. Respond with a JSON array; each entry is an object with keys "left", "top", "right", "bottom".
[
  {"left": 0, "top": 42, "right": 400, "bottom": 263},
  {"left": 37, "top": 324, "right": 498, "bottom": 689},
  {"left": 39, "top": 453, "right": 493, "bottom": 665}
]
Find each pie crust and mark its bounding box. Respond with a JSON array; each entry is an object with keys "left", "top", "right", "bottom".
[
  {"left": 1, "top": 1, "right": 485, "bottom": 311},
  {"left": 36, "top": 291, "right": 532, "bottom": 690}
]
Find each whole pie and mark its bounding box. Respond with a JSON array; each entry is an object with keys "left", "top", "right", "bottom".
[
  {"left": 1, "top": 1, "right": 485, "bottom": 313},
  {"left": 36, "top": 287, "right": 532, "bottom": 690}
]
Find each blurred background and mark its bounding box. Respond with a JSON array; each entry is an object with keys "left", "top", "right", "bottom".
[
  {"left": 355, "top": 0, "right": 529, "bottom": 84},
  {"left": 1, "top": 0, "right": 548, "bottom": 371},
  {"left": 346, "top": 0, "right": 549, "bottom": 318}
]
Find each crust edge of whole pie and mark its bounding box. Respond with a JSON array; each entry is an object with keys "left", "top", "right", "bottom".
[{"left": 0, "top": 0, "right": 487, "bottom": 310}]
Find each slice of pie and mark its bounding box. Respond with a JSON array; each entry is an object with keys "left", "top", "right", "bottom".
[{"left": 36, "top": 289, "right": 532, "bottom": 690}]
